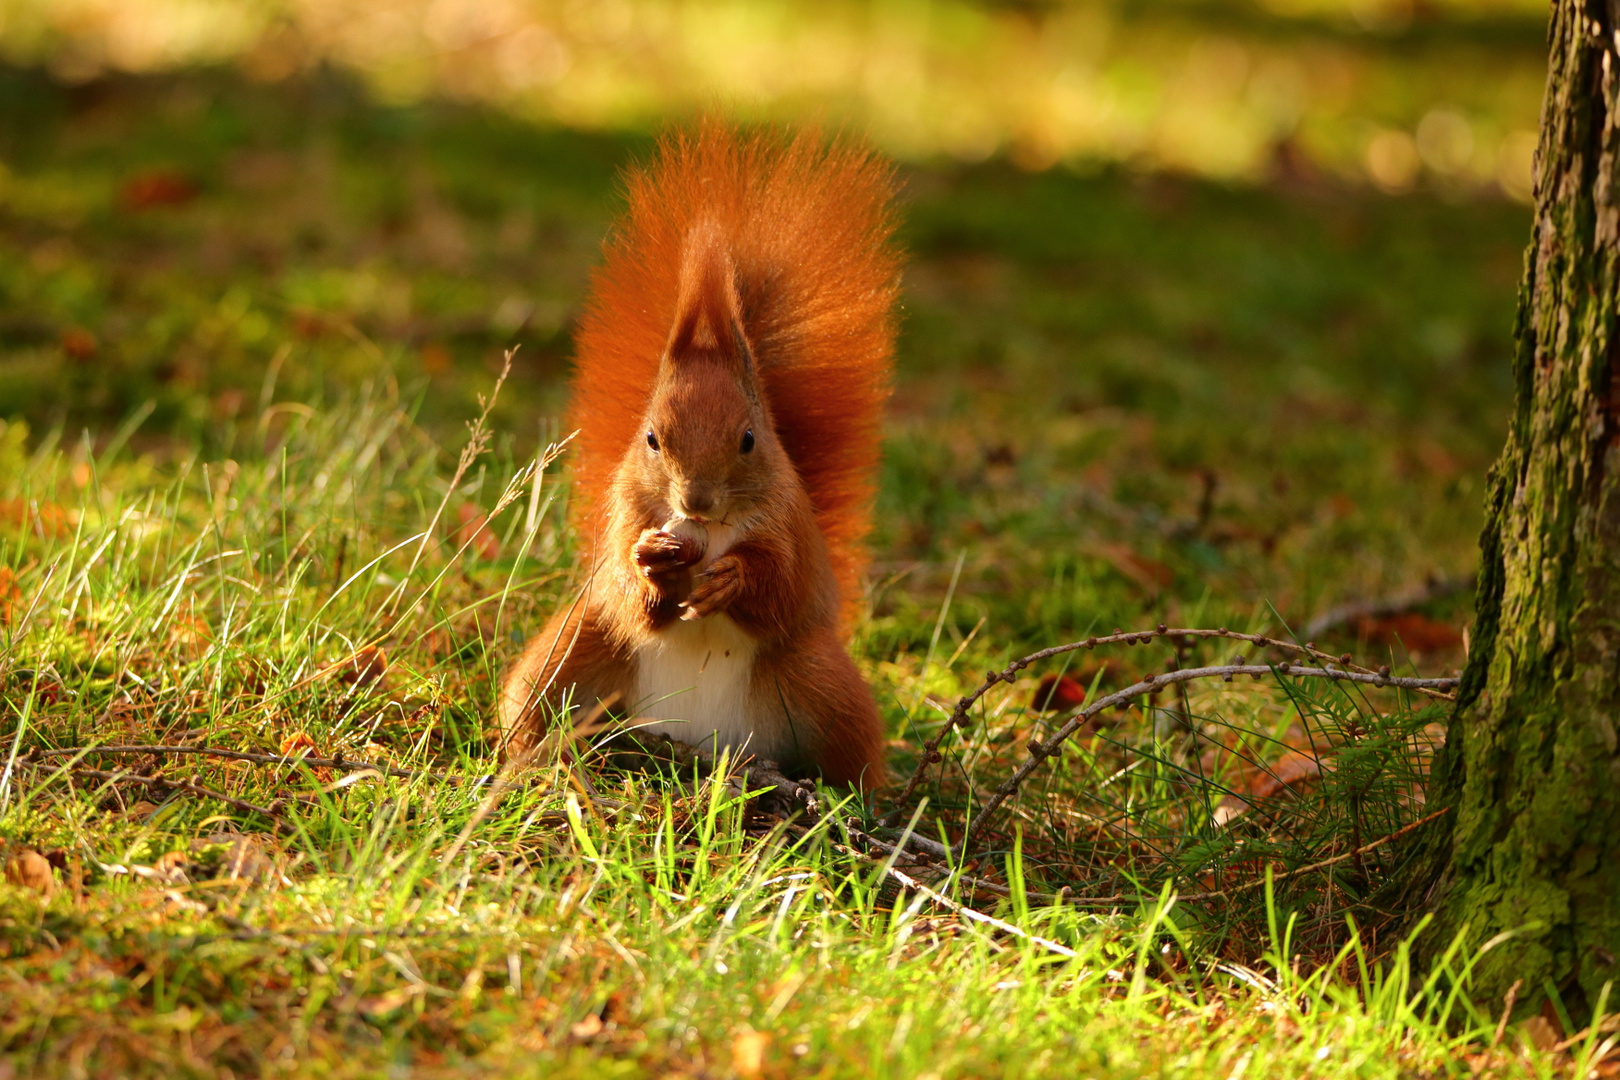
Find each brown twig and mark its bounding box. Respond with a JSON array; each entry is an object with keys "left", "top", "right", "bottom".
[
  {"left": 58, "top": 765, "right": 290, "bottom": 833},
  {"left": 1492, "top": 979, "right": 1525, "bottom": 1048},
  {"left": 1174, "top": 807, "right": 1451, "bottom": 903},
  {"left": 30, "top": 750, "right": 617, "bottom": 848},
  {"left": 855, "top": 851, "right": 1083, "bottom": 959},
  {"left": 614, "top": 709, "right": 1448, "bottom": 917},
  {"left": 983, "top": 884, "right": 1129, "bottom": 908},
  {"left": 585, "top": 725, "right": 1440, "bottom": 922},
  {"left": 955, "top": 662, "right": 1454, "bottom": 856},
  {"left": 882, "top": 624, "right": 1456, "bottom": 829},
  {"left": 777, "top": 815, "right": 1130, "bottom": 909},
  {"left": 20, "top": 745, "right": 494, "bottom": 785},
  {"left": 1552, "top": 1012, "right": 1620, "bottom": 1053}
]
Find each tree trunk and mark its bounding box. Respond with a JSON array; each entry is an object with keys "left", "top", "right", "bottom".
[{"left": 1421, "top": 0, "right": 1620, "bottom": 1022}]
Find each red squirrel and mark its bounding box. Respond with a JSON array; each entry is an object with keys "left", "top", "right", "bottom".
[{"left": 498, "top": 120, "right": 899, "bottom": 790}]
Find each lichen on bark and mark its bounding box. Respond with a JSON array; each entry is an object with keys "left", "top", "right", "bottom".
[{"left": 1422, "top": 0, "right": 1620, "bottom": 1021}]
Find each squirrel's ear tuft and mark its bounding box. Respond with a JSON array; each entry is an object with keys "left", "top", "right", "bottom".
[{"left": 666, "top": 221, "right": 751, "bottom": 370}]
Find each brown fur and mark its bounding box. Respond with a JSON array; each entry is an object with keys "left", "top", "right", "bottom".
[{"left": 499, "top": 120, "right": 898, "bottom": 790}]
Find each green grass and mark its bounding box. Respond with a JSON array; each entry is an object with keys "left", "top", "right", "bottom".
[{"left": 0, "top": 64, "right": 1597, "bottom": 1078}]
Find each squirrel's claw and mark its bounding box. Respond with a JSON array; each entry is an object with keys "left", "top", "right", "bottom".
[
  {"left": 634, "top": 528, "right": 689, "bottom": 577},
  {"left": 680, "top": 554, "right": 742, "bottom": 620}
]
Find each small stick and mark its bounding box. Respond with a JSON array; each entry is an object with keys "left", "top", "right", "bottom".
[
  {"left": 167, "top": 920, "right": 495, "bottom": 948},
  {"left": 857, "top": 850, "right": 1081, "bottom": 959},
  {"left": 1492, "top": 979, "right": 1525, "bottom": 1048},
  {"left": 20, "top": 745, "right": 494, "bottom": 785},
  {"left": 875, "top": 829, "right": 952, "bottom": 861},
  {"left": 778, "top": 820, "right": 1082, "bottom": 910},
  {"left": 937, "top": 872, "right": 1126, "bottom": 908},
  {"left": 882, "top": 624, "right": 1457, "bottom": 828},
  {"left": 1551, "top": 1011, "right": 1620, "bottom": 1053},
  {"left": 1174, "top": 807, "right": 1451, "bottom": 903},
  {"left": 58, "top": 765, "right": 289, "bottom": 832}
]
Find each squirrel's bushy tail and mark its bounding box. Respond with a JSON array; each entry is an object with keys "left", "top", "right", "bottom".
[{"left": 568, "top": 119, "right": 900, "bottom": 625}]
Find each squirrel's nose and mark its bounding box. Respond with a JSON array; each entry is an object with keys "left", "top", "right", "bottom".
[{"left": 677, "top": 486, "right": 714, "bottom": 519}]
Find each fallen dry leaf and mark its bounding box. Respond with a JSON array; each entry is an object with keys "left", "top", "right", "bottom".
[
  {"left": 1094, "top": 543, "right": 1174, "bottom": 595},
  {"left": 0, "top": 567, "right": 18, "bottom": 624},
  {"left": 1213, "top": 749, "right": 1329, "bottom": 826},
  {"left": 1354, "top": 612, "right": 1464, "bottom": 654},
  {"left": 569, "top": 1013, "right": 604, "bottom": 1040},
  {"left": 320, "top": 645, "right": 388, "bottom": 688},
  {"left": 119, "top": 169, "right": 198, "bottom": 211},
  {"left": 291, "top": 309, "right": 329, "bottom": 339},
  {"left": 344, "top": 645, "right": 388, "bottom": 687},
  {"left": 3, "top": 669, "right": 67, "bottom": 705},
  {"left": 1413, "top": 439, "right": 1460, "bottom": 479},
  {"left": 213, "top": 388, "right": 245, "bottom": 418},
  {"left": 1032, "top": 674, "right": 1088, "bottom": 712},
  {"left": 421, "top": 342, "right": 452, "bottom": 376},
  {"left": 424, "top": 628, "right": 452, "bottom": 658},
  {"left": 277, "top": 731, "right": 333, "bottom": 781},
  {"left": 0, "top": 499, "right": 77, "bottom": 539},
  {"left": 155, "top": 834, "right": 281, "bottom": 885},
  {"left": 357, "top": 986, "right": 420, "bottom": 1020},
  {"left": 167, "top": 613, "right": 213, "bottom": 656},
  {"left": 60, "top": 326, "right": 97, "bottom": 360},
  {"left": 279, "top": 731, "right": 317, "bottom": 757},
  {"left": 1522, "top": 1015, "right": 1562, "bottom": 1053},
  {"left": 4, "top": 848, "right": 56, "bottom": 898},
  {"left": 40, "top": 848, "right": 84, "bottom": 898},
  {"left": 1244, "top": 749, "right": 1329, "bottom": 802},
  {"left": 1032, "top": 662, "right": 1141, "bottom": 716},
  {"left": 193, "top": 834, "right": 279, "bottom": 883},
  {"left": 731, "top": 1027, "right": 771, "bottom": 1079}
]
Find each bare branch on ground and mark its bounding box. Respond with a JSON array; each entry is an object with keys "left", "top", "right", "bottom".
[{"left": 883, "top": 624, "right": 1458, "bottom": 830}]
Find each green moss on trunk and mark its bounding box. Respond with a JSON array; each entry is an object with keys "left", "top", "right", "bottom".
[{"left": 1424, "top": 0, "right": 1620, "bottom": 1021}]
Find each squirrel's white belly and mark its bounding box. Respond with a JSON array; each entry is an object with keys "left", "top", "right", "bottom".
[{"left": 631, "top": 615, "right": 780, "bottom": 760}]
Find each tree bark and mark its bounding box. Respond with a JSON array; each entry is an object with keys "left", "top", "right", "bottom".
[{"left": 1422, "top": 0, "right": 1620, "bottom": 1022}]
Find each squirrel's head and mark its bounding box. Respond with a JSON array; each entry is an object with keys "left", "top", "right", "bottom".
[{"left": 630, "top": 226, "right": 781, "bottom": 525}]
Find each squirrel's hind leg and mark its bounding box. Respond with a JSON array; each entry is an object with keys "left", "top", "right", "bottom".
[
  {"left": 498, "top": 603, "right": 632, "bottom": 766},
  {"left": 753, "top": 632, "right": 888, "bottom": 792}
]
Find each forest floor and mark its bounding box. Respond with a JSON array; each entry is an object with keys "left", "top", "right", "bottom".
[{"left": 0, "top": 65, "right": 1598, "bottom": 1078}]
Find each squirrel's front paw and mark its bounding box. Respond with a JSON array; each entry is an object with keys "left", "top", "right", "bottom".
[
  {"left": 681, "top": 554, "right": 742, "bottom": 620},
  {"left": 634, "top": 529, "right": 691, "bottom": 578}
]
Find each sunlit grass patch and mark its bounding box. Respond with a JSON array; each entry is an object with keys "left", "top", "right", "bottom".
[{"left": 0, "top": 386, "right": 1591, "bottom": 1079}]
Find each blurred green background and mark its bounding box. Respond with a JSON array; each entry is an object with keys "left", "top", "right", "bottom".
[
  {"left": 0, "top": 0, "right": 1547, "bottom": 187},
  {"left": 0, "top": 0, "right": 1546, "bottom": 652}
]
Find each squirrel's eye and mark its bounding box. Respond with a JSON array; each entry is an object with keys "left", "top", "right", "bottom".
[
  {"left": 646, "top": 431, "right": 660, "bottom": 452},
  {"left": 740, "top": 429, "right": 755, "bottom": 454}
]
